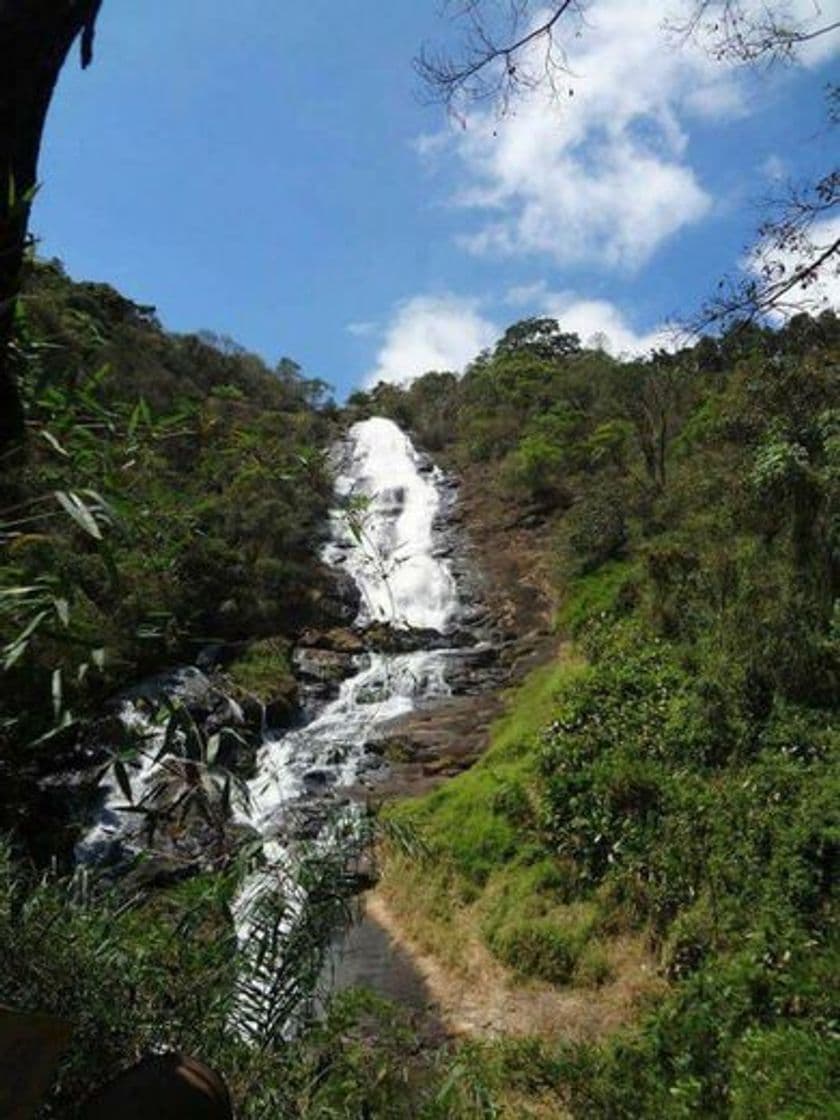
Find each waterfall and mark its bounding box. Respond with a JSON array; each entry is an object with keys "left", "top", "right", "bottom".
[
  {"left": 231, "top": 418, "right": 463, "bottom": 1035},
  {"left": 325, "top": 416, "right": 458, "bottom": 632},
  {"left": 77, "top": 417, "right": 465, "bottom": 1032},
  {"left": 248, "top": 416, "right": 460, "bottom": 821}
]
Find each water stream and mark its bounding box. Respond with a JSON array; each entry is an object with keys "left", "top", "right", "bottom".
[
  {"left": 78, "top": 417, "right": 466, "bottom": 1020},
  {"left": 245, "top": 415, "right": 462, "bottom": 826}
]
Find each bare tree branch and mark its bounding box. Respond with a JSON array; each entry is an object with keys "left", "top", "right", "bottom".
[
  {"left": 666, "top": 1, "right": 840, "bottom": 64},
  {"left": 693, "top": 164, "right": 840, "bottom": 331},
  {"left": 418, "top": 1, "right": 839, "bottom": 328},
  {"left": 415, "top": 1, "right": 584, "bottom": 115}
]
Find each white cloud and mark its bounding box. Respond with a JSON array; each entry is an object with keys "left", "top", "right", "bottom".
[
  {"left": 503, "top": 280, "right": 675, "bottom": 355},
  {"left": 366, "top": 285, "right": 674, "bottom": 389},
  {"left": 428, "top": 0, "right": 839, "bottom": 270},
  {"left": 761, "top": 154, "right": 788, "bottom": 182},
  {"left": 366, "top": 294, "right": 497, "bottom": 386},
  {"left": 541, "top": 295, "right": 675, "bottom": 356}
]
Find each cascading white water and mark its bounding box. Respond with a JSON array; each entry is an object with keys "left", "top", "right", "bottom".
[
  {"left": 248, "top": 416, "right": 460, "bottom": 816},
  {"left": 77, "top": 417, "right": 462, "bottom": 1030},
  {"left": 233, "top": 416, "right": 462, "bottom": 1034},
  {"left": 76, "top": 666, "right": 244, "bottom": 864},
  {"left": 325, "top": 416, "right": 458, "bottom": 632}
]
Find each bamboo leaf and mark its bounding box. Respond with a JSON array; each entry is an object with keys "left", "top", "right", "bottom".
[
  {"left": 51, "top": 669, "right": 63, "bottom": 719},
  {"left": 79, "top": 489, "right": 118, "bottom": 524},
  {"left": 39, "top": 429, "right": 70, "bottom": 457},
  {"left": 112, "top": 759, "right": 134, "bottom": 804},
  {"left": 3, "top": 610, "right": 49, "bottom": 666},
  {"left": 206, "top": 732, "right": 221, "bottom": 767},
  {"left": 3, "top": 640, "right": 29, "bottom": 670},
  {"left": 54, "top": 491, "right": 102, "bottom": 540},
  {"left": 27, "top": 711, "right": 77, "bottom": 747}
]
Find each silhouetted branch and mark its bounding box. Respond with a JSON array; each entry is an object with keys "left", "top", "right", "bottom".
[
  {"left": 80, "top": 0, "right": 103, "bottom": 69},
  {"left": 693, "top": 166, "right": 840, "bottom": 331},
  {"left": 415, "top": 0, "right": 582, "bottom": 115},
  {"left": 666, "top": 0, "right": 840, "bottom": 64}
]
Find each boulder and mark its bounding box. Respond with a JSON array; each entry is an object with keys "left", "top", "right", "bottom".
[
  {"left": 293, "top": 646, "right": 359, "bottom": 683},
  {"left": 297, "top": 627, "right": 366, "bottom": 654}
]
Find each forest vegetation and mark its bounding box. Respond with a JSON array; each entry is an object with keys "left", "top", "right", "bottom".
[{"left": 0, "top": 259, "right": 337, "bottom": 855}]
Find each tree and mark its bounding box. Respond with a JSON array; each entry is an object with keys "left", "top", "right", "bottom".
[
  {"left": 609, "top": 356, "right": 692, "bottom": 490},
  {"left": 417, "top": 2, "right": 839, "bottom": 329},
  {"left": 494, "top": 317, "right": 581, "bottom": 361},
  {"left": 0, "top": 1, "right": 103, "bottom": 451}
]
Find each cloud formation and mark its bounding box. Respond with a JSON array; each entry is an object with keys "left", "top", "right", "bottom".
[
  {"left": 507, "top": 282, "right": 673, "bottom": 355},
  {"left": 366, "top": 285, "right": 674, "bottom": 386},
  {"left": 427, "top": 0, "right": 839, "bottom": 270},
  {"left": 541, "top": 294, "right": 675, "bottom": 355},
  {"left": 365, "top": 294, "right": 497, "bottom": 386}
]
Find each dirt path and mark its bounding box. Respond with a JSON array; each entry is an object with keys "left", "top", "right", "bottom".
[{"left": 365, "top": 892, "right": 661, "bottom": 1042}]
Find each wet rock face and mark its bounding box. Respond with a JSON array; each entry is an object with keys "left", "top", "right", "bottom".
[
  {"left": 315, "top": 566, "right": 362, "bottom": 627},
  {"left": 296, "top": 621, "right": 480, "bottom": 657}
]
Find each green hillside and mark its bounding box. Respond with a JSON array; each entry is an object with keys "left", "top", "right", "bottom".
[{"left": 357, "top": 313, "right": 840, "bottom": 1116}]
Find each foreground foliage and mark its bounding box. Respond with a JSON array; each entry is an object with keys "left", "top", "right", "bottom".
[{"left": 0, "top": 260, "right": 337, "bottom": 852}]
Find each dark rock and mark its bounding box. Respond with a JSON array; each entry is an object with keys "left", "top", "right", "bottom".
[
  {"left": 119, "top": 854, "right": 198, "bottom": 892},
  {"left": 303, "top": 769, "right": 336, "bottom": 794},
  {"left": 297, "top": 627, "right": 366, "bottom": 654},
  {"left": 358, "top": 623, "right": 447, "bottom": 653},
  {"left": 264, "top": 693, "right": 298, "bottom": 730},
  {"left": 293, "top": 647, "right": 359, "bottom": 683},
  {"left": 196, "top": 643, "right": 227, "bottom": 671},
  {"left": 317, "top": 567, "right": 361, "bottom": 626}
]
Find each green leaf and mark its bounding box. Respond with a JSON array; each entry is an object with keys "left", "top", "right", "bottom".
[
  {"left": 3, "top": 640, "right": 29, "bottom": 670},
  {"left": 53, "top": 598, "right": 70, "bottom": 627},
  {"left": 3, "top": 609, "right": 49, "bottom": 667},
  {"left": 39, "top": 429, "right": 70, "bottom": 457},
  {"left": 206, "top": 732, "right": 221, "bottom": 767},
  {"left": 27, "top": 710, "right": 77, "bottom": 748},
  {"left": 80, "top": 489, "right": 118, "bottom": 524}
]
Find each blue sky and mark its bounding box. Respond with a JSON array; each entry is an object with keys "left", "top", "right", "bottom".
[{"left": 35, "top": 1, "right": 839, "bottom": 399}]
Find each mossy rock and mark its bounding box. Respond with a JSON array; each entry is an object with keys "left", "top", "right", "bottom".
[{"left": 227, "top": 637, "right": 298, "bottom": 720}]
